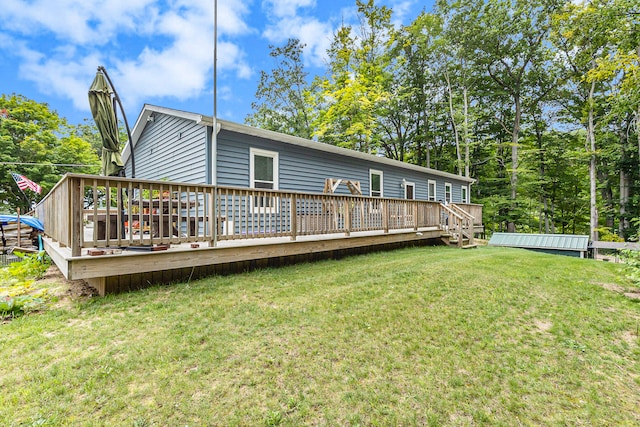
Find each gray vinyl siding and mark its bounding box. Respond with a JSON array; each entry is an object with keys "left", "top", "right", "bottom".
[
  {"left": 126, "top": 113, "right": 207, "bottom": 183},
  {"left": 216, "top": 130, "right": 250, "bottom": 187},
  {"left": 127, "top": 107, "right": 472, "bottom": 203},
  {"left": 216, "top": 129, "right": 471, "bottom": 203}
]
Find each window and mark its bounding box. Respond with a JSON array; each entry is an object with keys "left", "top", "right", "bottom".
[
  {"left": 445, "top": 182, "right": 452, "bottom": 203},
  {"left": 404, "top": 181, "right": 415, "bottom": 200},
  {"left": 461, "top": 185, "right": 468, "bottom": 204},
  {"left": 250, "top": 148, "right": 278, "bottom": 211},
  {"left": 370, "top": 169, "right": 383, "bottom": 197},
  {"left": 428, "top": 180, "right": 436, "bottom": 201}
]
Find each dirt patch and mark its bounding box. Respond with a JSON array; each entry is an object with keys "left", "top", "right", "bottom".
[
  {"left": 595, "top": 282, "right": 626, "bottom": 293},
  {"left": 593, "top": 282, "right": 640, "bottom": 300},
  {"left": 37, "top": 265, "right": 99, "bottom": 299},
  {"left": 623, "top": 290, "right": 640, "bottom": 300},
  {"left": 534, "top": 319, "right": 553, "bottom": 332}
]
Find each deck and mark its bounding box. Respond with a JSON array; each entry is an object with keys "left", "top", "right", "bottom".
[{"left": 37, "top": 174, "right": 482, "bottom": 295}]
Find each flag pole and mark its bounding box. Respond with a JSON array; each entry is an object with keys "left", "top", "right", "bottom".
[{"left": 11, "top": 172, "right": 31, "bottom": 207}]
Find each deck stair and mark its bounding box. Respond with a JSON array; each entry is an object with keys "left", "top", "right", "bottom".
[
  {"left": 439, "top": 202, "right": 476, "bottom": 249},
  {"left": 441, "top": 234, "right": 477, "bottom": 249}
]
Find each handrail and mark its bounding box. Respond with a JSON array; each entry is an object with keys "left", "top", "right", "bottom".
[
  {"left": 36, "top": 174, "right": 481, "bottom": 255},
  {"left": 441, "top": 203, "right": 475, "bottom": 247},
  {"left": 449, "top": 203, "right": 474, "bottom": 222}
]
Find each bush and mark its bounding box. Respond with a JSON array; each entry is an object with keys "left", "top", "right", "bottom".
[
  {"left": 0, "top": 252, "right": 52, "bottom": 319},
  {"left": 620, "top": 249, "right": 640, "bottom": 287}
]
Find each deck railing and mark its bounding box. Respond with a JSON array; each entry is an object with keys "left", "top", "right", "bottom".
[{"left": 36, "top": 174, "right": 482, "bottom": 256}]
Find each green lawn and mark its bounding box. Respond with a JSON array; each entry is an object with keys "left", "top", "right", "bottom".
[{"left": 1, "top": 246, "right": 639, "bottom": 426}]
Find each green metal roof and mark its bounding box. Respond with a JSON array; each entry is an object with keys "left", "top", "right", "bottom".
[{"left": 488, "top": 233, "right": 589, "bottom": 252}]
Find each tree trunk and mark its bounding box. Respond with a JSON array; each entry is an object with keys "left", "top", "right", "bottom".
[
  {"left": 619, "top": 169, "right": 629, "bottom": 238},
  {"left": 507, "top": 94, "right": 521, "bottom": 233},
  {"left": 587, "top": 78, "right": 598, "bottom": 243},
  {"left": 637, "top": 44, "right": 640, "bottom": 183},
  {"left": 444, "top": 71, "right": 462, "bottom": 175},
  {"left": 463, "top": 85, "right": 470, "bottom": 178}
]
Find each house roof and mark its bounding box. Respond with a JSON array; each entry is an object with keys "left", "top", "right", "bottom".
[
  {"left": 488, "top": 233, "right": 589, "bottom": 252},
  {"left": 123, "top": 104, "right": 476, "bottom": 184}
]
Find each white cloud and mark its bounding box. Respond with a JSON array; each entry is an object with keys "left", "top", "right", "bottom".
[
  {"left": 263, "top": 16, "right": 334, "bottom": 67},
  {"left": 389, "top": 0, "right": 419, "bottom": 27},
  {"left": 0, "top": 0, "right": 255, "bottom": 114},
  {"left": 0, "top": 0, "right": 156, "bottom": 44}
]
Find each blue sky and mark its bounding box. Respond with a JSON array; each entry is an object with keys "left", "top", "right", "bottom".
[{"left": 0, "top": 0, "right": 432, "bottom": 127}]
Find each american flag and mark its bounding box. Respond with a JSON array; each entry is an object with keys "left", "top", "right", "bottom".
[{"left": 11, "top": 172, "right": 42, "bottom": 194}]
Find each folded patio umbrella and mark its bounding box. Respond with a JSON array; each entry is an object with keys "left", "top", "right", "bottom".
[{"left": 88, "top": 71, "right": 124, "bottom": 177}]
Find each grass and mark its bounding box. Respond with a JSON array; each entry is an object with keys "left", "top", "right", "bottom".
[{"left": 1, "top": 245, "right": 639, "bottom": 426}]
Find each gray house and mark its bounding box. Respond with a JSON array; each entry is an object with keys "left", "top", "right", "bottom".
[{"left": 122, "top": 104, "right": 475, "bottom": 203}]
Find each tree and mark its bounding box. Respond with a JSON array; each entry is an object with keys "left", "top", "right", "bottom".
[
  {"left": 311, "top": 0, "right": 394, "bottom": 153},
  {"left": 245, "top": 39, "right": 314, "bottom": 139},
  {"left": 0, "top": 94, "right": 100, "bottom": 213},
  {"left": 390, "top": 11, "right": 443, "bottom": 167},
  {"left": 551, "top": 0, "right": 621, "bottom": 241},
  {"left": 462, "top": 0, "right": 563, "bottom": 231},
  {"left": 585, "top": 0, "right": 640, "bottom": 238}
]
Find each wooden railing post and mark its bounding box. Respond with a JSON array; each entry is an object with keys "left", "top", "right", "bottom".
[
  {"left": 209, "top": 186, "right": 216, "bottom": 247},
  {"left": 383, "top": 200, "right": 389, "bottom": 233},
  {"left": 345, "top": 199, "right": 351, "bottom": 236},
  {"left": 69, "top": 177, "right": 83, "bottom": 256},
  {"left": 290, "top": 193, "right": 297, "bottom": 241}
]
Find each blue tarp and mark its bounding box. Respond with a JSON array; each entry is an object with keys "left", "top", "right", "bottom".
[{"left": 0, "top": 215, "right": 44, "bottom": 231}]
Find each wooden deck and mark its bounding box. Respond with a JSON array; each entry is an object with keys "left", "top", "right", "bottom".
[{"left": 37, "top": 174, "right": 482, "bottom": 295}]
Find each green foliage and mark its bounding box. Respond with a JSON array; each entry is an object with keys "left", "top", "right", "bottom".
[
  {"left": 620, "top": 218, "right": 640, "bottom": 285},
  {"left": 8, "top": 251, "right": 51, "bottom": 280},
  {"left": 620, "top": 249, "right": 640, "bottom": 286},
  {"left": 0, "top": 252, "right": 52, "bottom": 318},
  {"left": 246, "top": 39, "right": 314, "bottom": 139},
  {"left": 245, "top": 0, "right": 639, "bottom": 238},
  {"left": 0, "top": 94, "right": 101, "bottom": 212}
]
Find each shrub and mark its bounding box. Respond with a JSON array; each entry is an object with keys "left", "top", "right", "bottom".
[
  {"left": 0, "top": 252, "right": 52, "bottom": 319},
  {"left": 620, "top": 249, "right": 640, "bottom": 287}
]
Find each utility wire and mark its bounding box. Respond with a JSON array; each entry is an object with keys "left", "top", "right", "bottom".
[{"left": 0, "top": 162, "right": 97, "bottom": 167}]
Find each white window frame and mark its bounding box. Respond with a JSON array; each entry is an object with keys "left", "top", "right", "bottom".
[
  {"left": 461, "top": 185, "right": 468, "bottom": 204},
  {"left": 404, "top": 181, "right": 415, "bottom": 200},
  {"left": 428, "top": 180, "right": 436, "bottom": 201},
  {"left": 370, "top": 169, "right": 383, "bottom": 198},
  {"left": 250, "top": 148, "right": 279, "bottom": 213},
  {"left": 445, "top": 182, "right": 452, "bottom": 203}
]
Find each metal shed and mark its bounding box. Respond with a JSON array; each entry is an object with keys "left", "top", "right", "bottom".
[{"left": 488, "top": 233, "right": 589, "bottom": 258}]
